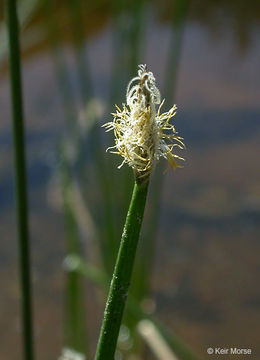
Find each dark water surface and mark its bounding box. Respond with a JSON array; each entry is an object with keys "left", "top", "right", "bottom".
[{"left": 1, "top": 2, "right": 260, "bottom": 359}]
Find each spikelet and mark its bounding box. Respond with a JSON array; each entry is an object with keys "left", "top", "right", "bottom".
[{"left": 103, "top": 64, "right": 185, "bottom": 180}]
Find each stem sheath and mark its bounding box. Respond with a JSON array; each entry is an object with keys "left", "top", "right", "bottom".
[
  {"left": 4, "top": 1, "right": 34, "bottom": 360},
  {"left": 94, "top": 179, "right": 149, "bottom": 360}
]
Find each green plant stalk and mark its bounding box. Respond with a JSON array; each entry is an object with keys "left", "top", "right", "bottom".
[
  {"left": 3, "top": 1, "right": 34, "bottom": 360},
  {"left": 94, "top": 179, "right": 149, "bottom": 360},
  {"left": 70, "top": 255, "right": 201, "bottom": 360}
]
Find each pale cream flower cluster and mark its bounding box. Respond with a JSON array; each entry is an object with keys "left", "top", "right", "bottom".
[{"left": 103, "top": 64, "right": 185, "bottom": 179}]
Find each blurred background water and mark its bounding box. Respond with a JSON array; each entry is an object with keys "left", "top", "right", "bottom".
[{"left": 1, "top": 1, "right": 260, "bottom": 359}]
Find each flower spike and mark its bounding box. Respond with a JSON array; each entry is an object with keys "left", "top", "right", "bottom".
[{"left": 103, "top": 64, "right": 185, "bottom": 180}]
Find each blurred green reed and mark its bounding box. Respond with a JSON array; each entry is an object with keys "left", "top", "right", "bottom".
[
  {"left": 42, "top": 0, "right": 88, "bottom": 353},
  {"left": 60, "top": 146, "right": 87, "bottom": 353},
  {"left": 2, "top": 0, "right": 201, "bottom": 359},
  {"left": 3, "top": 1, "right": 34, "bottom": 360}
]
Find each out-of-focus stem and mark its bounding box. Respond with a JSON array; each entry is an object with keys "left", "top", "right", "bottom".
[
  {"left": 3, "top": 1, "right": 34, "bottom": 360},
  {"left": 42, "top": 2, "right": 87, "bottom": 352}
]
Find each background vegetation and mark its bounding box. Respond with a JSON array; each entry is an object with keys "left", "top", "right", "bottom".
[{"left": 1, "top": 0, "right": 260, "bottom": 359}]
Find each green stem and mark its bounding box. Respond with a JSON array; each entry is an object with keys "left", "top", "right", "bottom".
[
  {"left": 94, "top": 179, "right": 149, "bottom": 360},
  {"left": 70, "top": 255, "right": 201, "bottom": 360},
  {"left": 3, "top": 1, "right": 34, "bottom": 360}
]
